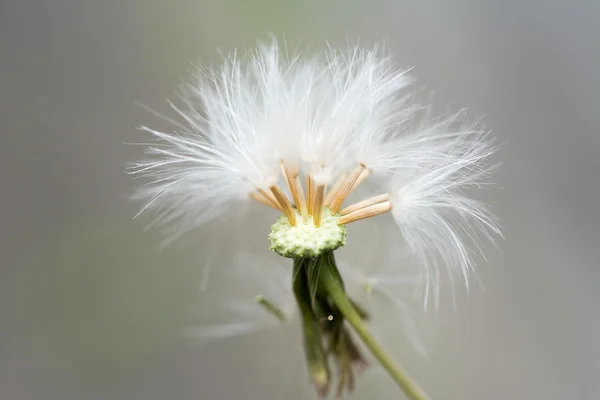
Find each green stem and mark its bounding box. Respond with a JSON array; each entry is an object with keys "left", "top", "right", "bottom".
[
  {"left": 318, "top": 253, "right": 431, "bottom": 400},
  {"left": 293, "top": 259, "right": 330, "bottom": 396}
]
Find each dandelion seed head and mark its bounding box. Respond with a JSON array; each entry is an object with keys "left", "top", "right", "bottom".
[
  {"left": 130, "top": 38, "right": 502, "bottom": 399},
  {"left": 130, "top": 37, "right": 500, "bottom": 306}
]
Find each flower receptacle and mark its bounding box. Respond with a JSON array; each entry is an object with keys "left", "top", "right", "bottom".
[{"left": 269, "top": 208, "right": 347, "bottom": 258}]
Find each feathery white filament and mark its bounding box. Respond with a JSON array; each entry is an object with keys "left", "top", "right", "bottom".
[{"left": 389, "top": 120, "right": 501, "bottom": 305}]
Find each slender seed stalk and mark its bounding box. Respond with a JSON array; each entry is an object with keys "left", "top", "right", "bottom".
[
  {"left": 255, "top": 295, "right": 287, "bottom": 322},
  {"left": 317, "top": 252, "right": 431, "bottom": 400}
]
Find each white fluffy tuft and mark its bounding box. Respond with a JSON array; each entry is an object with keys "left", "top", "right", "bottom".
[
  {"left": 129, "top": 38, "right": 312, "bottom": 231},
  {"left": 129, "top": 39, "right": 421, "bottom": 231},
  {"left": 389, "top": 115, "right": 501, "bottom": 306}
]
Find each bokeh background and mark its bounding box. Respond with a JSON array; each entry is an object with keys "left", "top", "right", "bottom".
[{"left": 1, "top": 0, "right": 599, "bottom": 399}]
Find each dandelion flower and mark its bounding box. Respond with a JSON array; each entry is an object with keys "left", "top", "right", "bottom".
[{"left": 130, "top": 38, "right": 501, "bottom": 399}]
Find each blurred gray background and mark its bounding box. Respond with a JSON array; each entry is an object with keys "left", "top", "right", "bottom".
[{"left": 1, "top": 0, "right": 599, "bottom": 399}]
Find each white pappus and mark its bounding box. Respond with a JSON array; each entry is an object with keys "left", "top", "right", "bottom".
[{"left": 130, "top": 38, "right": 500, "bottom": 304}]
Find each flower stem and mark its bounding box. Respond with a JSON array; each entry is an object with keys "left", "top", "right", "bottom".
[
  {"left": 293, "top": 259, "right": 330, "bottom": 396},
  {"left": 318, "top": 252, "right": 431, "bottom": 400}
]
